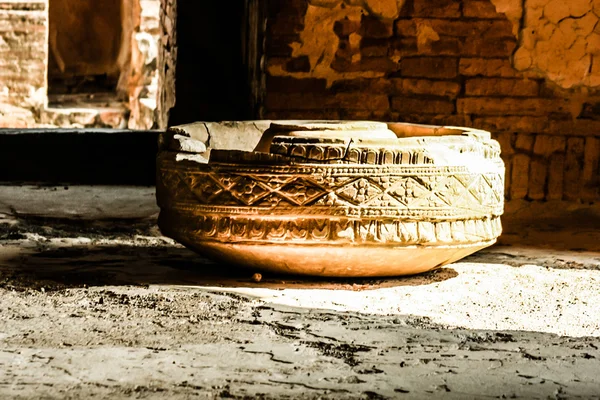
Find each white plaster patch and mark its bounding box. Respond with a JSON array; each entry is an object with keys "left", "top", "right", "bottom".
[{"left": 491, "top": 0, "right": 600, "bottom": 89}]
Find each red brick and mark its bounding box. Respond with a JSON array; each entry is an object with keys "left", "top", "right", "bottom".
[
  {"left": 462, "top": 0, "right": 504, "bottom": 19},
  {"left": 457, "top": 98, "right": 572, "bottom": 116},
  {"left": 388, "top": 37, "right": 418, "bottom": 57},
  {"left": 465, "top": 78, "right": 539, "bottom": 97},
  {"left": 390, "top": 113, "right": 472, "bottom": 127},
  {"left": 342, "top": 110, "right": 392, "bottom": 121},
  {"left": 265, "top": 93, "right": 326, "bottom": 110},
  {"left": 266, "top": 76, "right": 327, "bottom": 92},
  {"left": 547, "top": 154, "right": 565, "bottom": 201},
  {"left": 547, "top": 119, "right": 600, "bottom": 137},
  {"left": 396, "top": 37, "right": 462, "bottom": 57},
  {"left": 331, "top": 56, "right": 398, "bottom": 73},
  {"left": 0, "top": 115, "right": 29, "bottom": 128},
  {"left": 0, "top": 72, "right": 34, "bottom": 82},
  {"left": 426, "top": 38, "right": 462, "bottom": 56},
  {"left": 394, "top": 19, "right": 416, "bottom": 36},
  {"left": 0, "top": 31, "right": 45, "bottom": 45},
  {"left": 399, "top": 57, "right": 458, "bottom": 79},
  {"left": 394, "top": 19, "right": 512, "bottom": 40},
  {"left": 413, "top": 0, "right": 461, "bottom": 18},
  {"left": 360, "top": 37, "right": 390, "bottom": 57},
  {"left": 528, "top": 135, "right": 566, "bottom": 200},
  {"left": 330, "top": 56, "right": 352, "bottom": 72},
  {"left": 532, "top": 135, "right": 566, "bottom": 157},
  {"left": 563, "top": 137, "right": 585, "bottom": 201},
  {"left": 514, "top": 133, "right": 535, "bottom": 151},
  {"left": 333, "top": 18, "right": 361, "bottom": 36},
  {"left": 391, "top": 97, "right": 455, "bottom": 114},
  {"left": 461, "top": 38, "right": 517, "bottom": 57},
  {"left": 510, "top": 154, "right": 530, "bottom": 200},
  {"left": 391, "top": 78, "right": 460, "bottom": 97},
  {"left": 503, "top": 159, "right": 512, "bottom": 198},
  {"left": 493, "top": 132, "right": 515, "bottom": 156},
  {"left": 356, "top": 57, "right": 399, "bottom": 73},
  {"left": 472, "top": 116, "right": 547, "bottom": 133},
  {"left": 335, "top": 38, "right": 355, "bottom": 60},
  {"left": 459, "top": 58, "right": 521, "bottom": 77},
  {"left": 528, "top": 158, "right": 547, "bottom": 200},
  {"left": 330, "top": 78, "right": 392, "bottom": 93},
  {"left": 582, "top": 137, "right": 600, "bottom": 201},
  {"left": 264, "top": 110, "right": 341, "bottom": 120},
  {"left": 265, "top": 92, "right": 390, "bottom": 111},
  {"left": 580, "top": 101, "right": 600, "bottom": 120},
  {"left": 360, "top": 16, "right": 394, "bottom": 38},
  {"left": 427, "top": 19, "right": 513, "bottom": 38},
  {"left": 0, "top": 59, "right": 44, "bottom": 71},
  {"left": 0, "top": 80, "right": 39, "bottom": 94},
  {"left": 0, "top": 10, "right": 46, "bottom": 24}
]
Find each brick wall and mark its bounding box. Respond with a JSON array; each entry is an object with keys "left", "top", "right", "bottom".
[
  {"left": 0, "top": 0, "right": 47, "bottom": 127},
  {"left": 156, "top": 0, "right": 176, "bottom": 129},
  {"left": 128, "top": 0, "right": 160, "bottom": 129},
  {"left": 0, "top": 0, "right": 160, "bottom": 129},
  {"left": 263, "top": 0, "right": 600, "bottom": 203}
]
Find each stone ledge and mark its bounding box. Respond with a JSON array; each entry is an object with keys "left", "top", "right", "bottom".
[
  {"left": 41, "top": 105, "right": 129, "bottom": 129},
  {"left": 0, "top": 185, "right": 159, "bottom": 220}
]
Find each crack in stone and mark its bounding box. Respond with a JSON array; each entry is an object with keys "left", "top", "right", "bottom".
[
  {"left": 268, "top": 379, "right": 351, "bottom": 393},
  {"left": 202, "top": 122, "right": 211, "bottom": 150},
  {"left": 239, "top": 349, "right": 294, "bottom": 365}
]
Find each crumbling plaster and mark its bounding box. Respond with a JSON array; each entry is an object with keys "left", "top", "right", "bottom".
[
  {"left": 268, "top": 0, "right": 405, "bottom": 86},
  {"left": 269, "top": 0, "right": 600, "bottom": 91},
  {"left": 310, "top": 0, "right": 403, "bottom": 19},
  {"left": 504, "top": 0, "right": 600, "bottom": 89}
]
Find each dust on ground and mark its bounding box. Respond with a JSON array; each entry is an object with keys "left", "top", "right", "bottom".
[{"left": 1, "top": 216, "right": 600, "bottom": 399}]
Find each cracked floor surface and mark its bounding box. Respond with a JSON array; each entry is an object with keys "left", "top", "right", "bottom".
[{"left": 0, "top": 217, "right": 599, "bottom": 399}]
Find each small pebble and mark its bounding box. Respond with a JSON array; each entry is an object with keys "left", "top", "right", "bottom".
[{"left": 251, "top": 273, "right": 262, "bottom": 283}]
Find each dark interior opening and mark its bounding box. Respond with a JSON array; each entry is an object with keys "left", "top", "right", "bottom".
[
  {"left": 47, "top": 0, "right": 124, "bottom": 98},
  {"left": 168, "top": 1, "right": 252, "bottom": 125}
]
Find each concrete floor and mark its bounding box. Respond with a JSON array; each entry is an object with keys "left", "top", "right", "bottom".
[{"left": 1, "top": 192, "right": 600, "bottom": 399}]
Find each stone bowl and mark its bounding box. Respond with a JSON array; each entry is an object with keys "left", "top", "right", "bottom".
[{"left": 156, "top": 120, "right": 504, "bottom": 277}]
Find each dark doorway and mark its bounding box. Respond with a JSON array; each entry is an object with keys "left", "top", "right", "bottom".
[
  {"left": 168, "top": 1, "right": 253, "bottom": 125},
  {"left": 47, "top": 0, "right": 125, "bottom": 98}
]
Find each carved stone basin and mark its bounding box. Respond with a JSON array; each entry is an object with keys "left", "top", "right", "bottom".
[{"left": 156, "top": 120, "right": 505, "bottom": 277}]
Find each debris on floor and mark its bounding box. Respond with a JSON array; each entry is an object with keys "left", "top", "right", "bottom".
[{"left": 1, "top": 216, "right": 599, "bottom": 398}]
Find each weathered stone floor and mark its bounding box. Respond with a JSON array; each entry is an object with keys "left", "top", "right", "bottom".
[{"left": 0, "top": 216, "right": 599, "bottom": 399}]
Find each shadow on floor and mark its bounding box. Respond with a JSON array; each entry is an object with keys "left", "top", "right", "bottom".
[
  {"left": 2, "top": 214, "right": 599, "bottom": 293},
  {"left": 0, "top": 242, "right": 459, "bottom": 292}
]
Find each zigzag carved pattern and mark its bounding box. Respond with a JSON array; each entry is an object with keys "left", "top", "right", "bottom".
[{"left": 159, "top": 167, "right": 504, "bottom": 215}]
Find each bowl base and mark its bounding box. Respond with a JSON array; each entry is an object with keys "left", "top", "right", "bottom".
[{"left": 177, "top": 241, "right": 495, "bottom": 277}]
